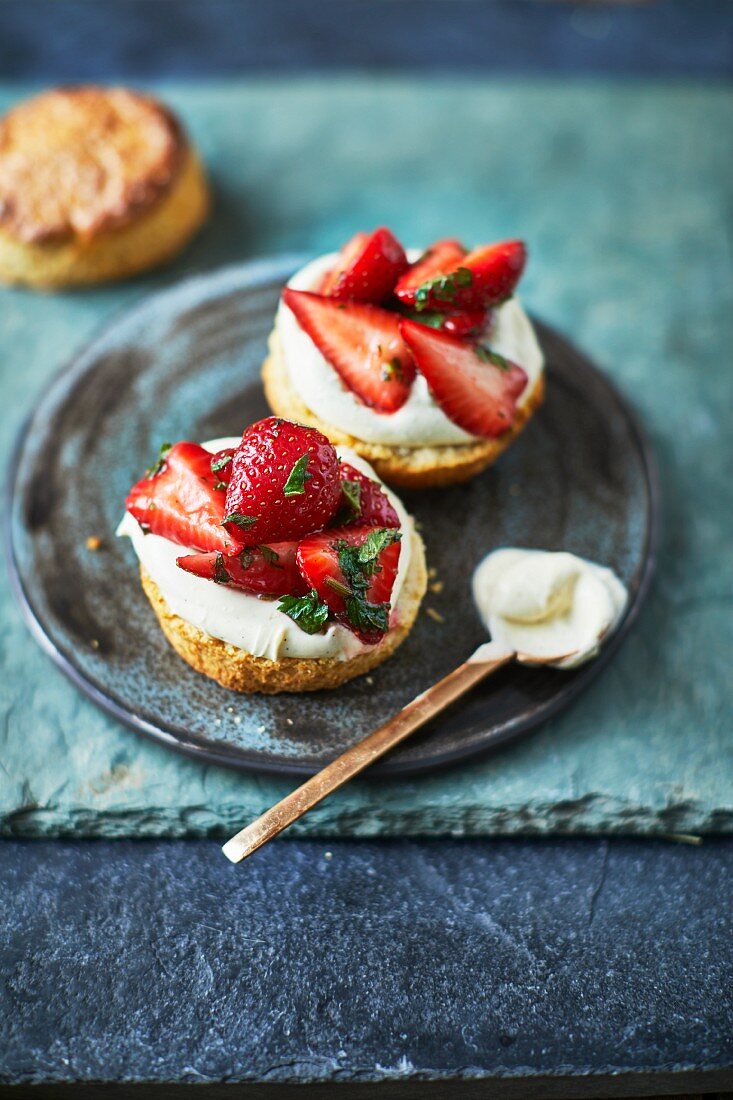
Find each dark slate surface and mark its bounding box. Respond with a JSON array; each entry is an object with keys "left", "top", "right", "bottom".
[
  {"left": 0, "top": 0, "right": 730, "bottom": 80},
  {"left": 1, "top": 838, "right": 732, "bottom": 1092}
]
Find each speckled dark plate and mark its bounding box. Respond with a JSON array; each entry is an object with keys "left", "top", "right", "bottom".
[{"left": 7, "top": 257, "right": 659, "bottom": 778}]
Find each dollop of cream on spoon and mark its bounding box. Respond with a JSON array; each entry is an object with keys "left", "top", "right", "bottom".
[{"left": 472, "top": 549, "right": 628, "bottom": 669}]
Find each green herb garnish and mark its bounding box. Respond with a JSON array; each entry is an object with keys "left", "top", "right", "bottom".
[
  {"left": 213, "top": 553, "right": 230, "bottom": 585},
  {"left": 210, "top": 452, "right": 233, "bottom": 475},
  {"left": 476, "top": 345, "right": 511, "bottom": 371},
  {"left": 277, "top": 588, "right": 330, "bottom": 634},
  {"left": 414, "top": 266, "right": 472, "bottom": 311},
  {"left": 336, "top": 477, "right": 358, "bottom": 523},
  {"left": 238, "top": 549, "right": 253, "bottom": 570},
  {"left": 283, "top": 454, "right": 312, "bottom": 497},
  {"left": 258, "top": 545, "right": 281, "bottom": 567},
  {"left": 213, "top": 480, "right": 228, "bottom": 492},
  {"left": 335, "top": 527, "right": 402, "bottom": 635},
  {"left": 146, "top": 441, "right": 172, "bottom": 478},
  {"left": 382, "top": 357, "right": 404, "bottom": 383},
  {"left": 222, "top": 512, "right": 258, "bottom": 530}
]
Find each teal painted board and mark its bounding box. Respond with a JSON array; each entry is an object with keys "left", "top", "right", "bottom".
[{"left": 1, "top": 79, "right": 732, "bottom": 837}]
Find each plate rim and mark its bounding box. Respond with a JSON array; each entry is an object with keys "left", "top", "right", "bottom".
[{"left": 4, "top": 256, "right": 661, "bottom": 779}]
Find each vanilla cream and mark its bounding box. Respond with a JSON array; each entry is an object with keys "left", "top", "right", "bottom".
[
  {"left": 118, "top": 440, "right": 414, "bottom": 662},
  {"left": 472, "top": 549, "right": 627, "bottom": 669},
  {"left": 276, "top": 251, "right": 544, "bottom": 448}
]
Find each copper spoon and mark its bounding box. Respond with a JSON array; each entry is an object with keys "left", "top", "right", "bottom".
[{"left": 222, "top": 641, "right": 576, "bottom": 864}]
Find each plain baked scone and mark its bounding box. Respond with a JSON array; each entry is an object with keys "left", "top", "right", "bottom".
[
  {"left": 263, "top": 330, "right": 545, "bottom": 490},
  {"left": 140, "top": 527, "right": 427, "bottom": 693},
  {"left": 0, "top": 86, "right": 209, "bottom": 288}
]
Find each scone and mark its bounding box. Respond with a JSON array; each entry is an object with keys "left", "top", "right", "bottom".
[
  {"left": 119, "top": 417, "right": 427, "bottom": 693},
  {"left": 263, "top": 229, "right": 545, "bottom": 488},
  {"left": 0, "top": 86, "right": 209, "bottom": 288}
]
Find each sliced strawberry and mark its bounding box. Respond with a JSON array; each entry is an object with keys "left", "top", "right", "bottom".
[
  {"left": 401, "top": 306, "right": 490, "bottom": 339},
  {"left": 400, "top": 319, "right": 528, "bottom": 438},
  {"left": 296, "top": 525, "right": 402, "bottom": 643},
  {"left": 320, "top": 227, "right": 408, "bottom": 303},
  {"left": 176, "top": 540, "right": 307, "bottom": 598},
  {"left": 338, "top": 463, "right": 399, "bottom": 528},
  {"left": 282, "top": 289, "right": 416, "bottom": 413},
  {"left": 396, "top": 239, "right": 526, "bottom": 312},
  {"left": 223, "top": 417, "right": 341, "bottom": 547},
  {"left": 394, "top": 239, "right": 466, "bottom": 305},
  {"left": 126, "top": 441, "right": 236, "bottom": 553}
]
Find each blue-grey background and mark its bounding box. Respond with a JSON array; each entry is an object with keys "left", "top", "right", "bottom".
[{"left": 1, "top": 1, "right": 732, "bottom": 1093}]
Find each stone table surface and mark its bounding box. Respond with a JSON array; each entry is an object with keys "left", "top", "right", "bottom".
[
  {"left": 1, "top": 837, "right": 731, "bottom": 1095},
  {"left": 1, "top": 78, "right": 732, "bottom": 840}
]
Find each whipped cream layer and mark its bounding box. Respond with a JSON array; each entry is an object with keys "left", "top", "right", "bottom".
[
  {"left": 118, "top": 440, "right": 415, "bottom": 662},
  {"left": 472, "top": 548, "right": 627, "bottom": 670},
  {"left": 276, "top": 250, "right": 544, "bottom": 448}
]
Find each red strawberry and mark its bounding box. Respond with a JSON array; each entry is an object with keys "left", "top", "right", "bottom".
[
  {"left": 176, "top": 541, "right": 307, "bottom": 598},
  {"left": 441, "top": 307, "right": 491, "bottom": 337},
  {"left": 296, "top": 525, "right": 402, "bottom": 643},
  {"left": 338, "top": 463, "right": 400, "bottom": 528},
  {"left": 282, "top": 289, "right": 415, "bottom": 413},
  {"left": 394, "top": 239, "right": 467, "bottom": 305},
  {"left": 319, "top": 227, "right": 408, "bottom": 303},
  {"left": 400, "top": 319, "right": 528, "bottom": 438},
  {"left": 396, "top": 239, "right": 526, "bottom": 312},
  {"left": 209, "top": 447, "right": 235, "bottom": 487},
  {"left": 223, "top": 417, "right": 341, "bottom": 547},
  {"left": 126, "top": 441, "right": 235, "bottom": 553}
]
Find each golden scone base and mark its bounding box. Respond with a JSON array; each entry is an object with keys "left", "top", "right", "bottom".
[
  {"left": 0, "top": 148, "right": 209, "bottom": 288},
  {"left": 139, "top": 529, "right": 427, "bottom": 694},
  {"left": 262, "top": 331, "right": 545, "bottom": 489}
]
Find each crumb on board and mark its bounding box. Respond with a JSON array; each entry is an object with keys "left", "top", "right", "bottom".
[
  {"left": 90, "top": 638, "right": 100, "bottom": 650},
  {"left": 365, "top": 676, "right": 374, "bottom": 686},
  {"left": 324, "top": 851, "right": 333, "bottom": 862},
  {"left": 257, "top": 724, "right": 266, "bottom": 734},
  {"left": 286, "top": 717, "right": 293, "bottom": 726},
  {"left": 429, "top": 580, "right": 444, "bottom": 594},
  {"left": 86, "top": 536, "right": 102, "bottom": 551},
  {"left": 428, "top": 566, "right": 438, "bottom": 580},
  {"left": 426, "top": 607, "right": 445, "bottom": 624}
]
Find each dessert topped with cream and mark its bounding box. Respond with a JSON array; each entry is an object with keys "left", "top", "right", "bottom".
[
  {"left": 472, "top": 548, "right": 628, "bottom": 669},
  {"left": 275, "top": 229, "right": 544, "bottom": 449},
  {"left": 119, "top": 418, "right": 418, "bottom": 663}
]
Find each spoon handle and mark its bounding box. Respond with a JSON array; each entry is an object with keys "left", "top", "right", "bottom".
[{"left": 222, "top": 642, "right": 514, "bottom": 864}]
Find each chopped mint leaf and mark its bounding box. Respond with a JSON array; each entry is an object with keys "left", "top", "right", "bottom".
[
  {"left": 381, "top": 357, "right": 404, "bottom": 383},
  {"left": 414, "top": 266, "right": 473, "bottom": 311},
  {"left": 258, "top": 545, "right": 281, "bottom": 567},
  {"left": 222, "top": 512, "right": 258, "bottom": 530},
  {"left": 358, "top": 527, "right": 401, "bottom": 564},
  {"left": 146, "top": 441, "right": 172, "bottom": 478},
  {"left": 213, "top": 554, "right": 230, "bottom": 585},
  {"left": 402, "top": 309, "right": 446, "bottom": 329},
  {"left": 210, "top": 452, "right": 232, "bottom": 475},
  {"left": 476, "top": 345, "right": 511, "bottom": 371},
  {"left": 278, "top": 588, "right": 329, "bottom": 634},
  {"left": 283, "top": 454, "right": 312, "bottom": 497},
  {"left": 340, "top": 478, "right": 361, "bottom": 519},
  {"left": 239, "top": 549, "right": 253, "bottom": 570},
  {"left": 344, "top": 595, "right": 390, "bottom": 636},
  {"left": 334, "top": 527, "right": 402, "bottom": 635},
  {"left": 213, "top": 479, "right": 228, "bottom": 492}
]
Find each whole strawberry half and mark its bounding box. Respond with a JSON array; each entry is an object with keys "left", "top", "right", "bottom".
[
  {"left": 283, "top": 289, "right": 416, "bottom": 413},
  {"left": 320, "top": 227, "right": 408, "bottom": 303},
  {"left": 338, "top": 462, "right": 400, "bottom": 528},
  {"left": 397, "top": 239, "right": 526, "bottom": 312},
  {"left": 400, "top": 319, "right": 528, "bottom": 438},
  {"left": 176, "top": 540, "right": 307, "bottom": 598},
  {"left": 126, "top": 441, "right": 235, "bottom": 553},
  {"left": 223, "top": 417, "right": 341, "bottom": 547},
  {"left": 296, "top": 524, "right": 402, "bottom": 643}
]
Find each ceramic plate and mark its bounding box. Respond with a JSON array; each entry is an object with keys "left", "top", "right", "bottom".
[{"left": 7, "top": 257, "right": 659, "bottom": 777}]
